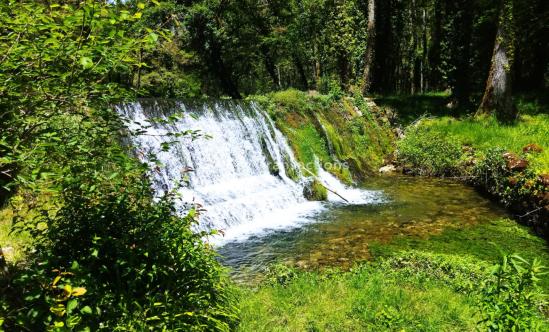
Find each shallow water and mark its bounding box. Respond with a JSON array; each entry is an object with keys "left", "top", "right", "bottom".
[{"left": 217, "top": 176, "right": 508, "bottom": 283}]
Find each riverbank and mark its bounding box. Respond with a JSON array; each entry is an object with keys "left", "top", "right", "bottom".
[
  {"left": 392, "top": 111, "right": 548, "bottom": 236},
  {"left": 237, "top": 217, "right": 549, "bottom": 331}
]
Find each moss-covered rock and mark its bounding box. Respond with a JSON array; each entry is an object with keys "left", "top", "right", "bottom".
[{"left": 303, "top": 179, "right": 328, "bottom": 201}]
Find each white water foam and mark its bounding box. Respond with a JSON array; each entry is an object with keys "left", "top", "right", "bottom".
[
  {"left": 317, "top": 167, "right": 384, "bottom": 205},
  {"left": 119, "top": 100, "right": 383, "bottom": 245}
]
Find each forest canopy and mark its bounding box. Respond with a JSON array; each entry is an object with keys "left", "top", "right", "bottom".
[{"left": 132, "top": 0, "right": 547, "bottom": 109}]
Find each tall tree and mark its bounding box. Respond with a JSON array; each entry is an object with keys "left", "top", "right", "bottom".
[
  {"left": 478, "top": 0, "right": 516, "bottom": 122},
  {"left": 428, "top": 0, "right": 444, "bottom": 91},
  {"left": 443, "top": 0, "right": 473, "bottom": 108},
  {"left": 361, "top": 0, "right": 376, "bottom": 94}
]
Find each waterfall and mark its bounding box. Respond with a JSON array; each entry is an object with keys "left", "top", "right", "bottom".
[{"left": 118, "top": 100, "right": 383, "bottom": 244}]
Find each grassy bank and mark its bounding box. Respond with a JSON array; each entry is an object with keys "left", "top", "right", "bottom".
[
  {"left": 385, "top": 93, "right": 548, "bottom": 235},
  {"left": 404, "top": 115, "right": 549, "bottom": 173},
  {"left": 238, "top": 218, "right": 549, "bottom": 331}
]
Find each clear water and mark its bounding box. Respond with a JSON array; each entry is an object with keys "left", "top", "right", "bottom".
[{"left": 217, "top": 176, "right": 508, "bottom": 283}]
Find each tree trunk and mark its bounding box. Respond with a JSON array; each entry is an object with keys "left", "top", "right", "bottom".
[
  {"left": 421, "top": 8, "right": 427, "bottom": 92},
  {"left": 337, "top": 54, "right": 349, "bottom": 89},
  {"left": 477, "top": 0, "right": 516, "bottom": 122},
  {"left": 361, "top": 0, "right": 376, "bottom": 94},
  {"left": 428, "top": 0, "right": 443, "bottom": 90},
  {"left": 261, "top": 46, "right": 279, "bottom": 89},
  {"left": 292, "top": 53, "right": 309, "bottom": 90},
  {"left": 443, "top": 0, "right": 473, "bottom": 109}
]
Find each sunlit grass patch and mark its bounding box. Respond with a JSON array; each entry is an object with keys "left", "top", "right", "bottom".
[
  {"left": 0, "top": 207, "right": 29, "bottom": 263},
  {"left": 238, "top": 252, "right": 482, "bottom": 332},
  {"left": 420, "top": 114, "right": 549, "bottom": 173}
]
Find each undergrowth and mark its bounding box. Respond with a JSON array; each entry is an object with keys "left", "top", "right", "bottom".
[{"left": 238, "top": 250, "right": 548, "bottom": 331}]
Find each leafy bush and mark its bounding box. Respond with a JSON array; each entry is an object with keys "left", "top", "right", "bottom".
[
  {"left": 472, "top": 148, "right": 510, "bottom": 197},
  {"left": 270, "top": 89, "right": 311, "bottom": 113},
  {"left": 477, "top": 254, "right": 548, "bottom": 331},
  {"left": 397, "top": 126, "right": 464, "bottom": 176},
  {"left": 264, "top": 263, "right": 298, "bottom": 286},
  {"left": 0, "top": 1, "right": 237, "bottom": 330}
]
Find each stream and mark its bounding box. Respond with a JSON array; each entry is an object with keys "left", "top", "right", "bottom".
[{"left": 218, "top": 176, "right": 508, "bottom": 283}]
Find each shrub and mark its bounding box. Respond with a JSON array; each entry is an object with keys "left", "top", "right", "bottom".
[
  {"left": 397, "top": 126, "right": 463, "bottom": 176},
  {"left": 270, "top": 89, "right": 310, "bottom": 113},
  {"left": 0, "top": 1, "right": 237, "bottom": 330},
  {"left": 1, "top": 109, "right": 239, "bottom": 330},
  {"left": 472, "top": 148, "right": 510, "bottom": 198},
  {"left": 477, "top": 254, "right": 548, "bottom": 331}
]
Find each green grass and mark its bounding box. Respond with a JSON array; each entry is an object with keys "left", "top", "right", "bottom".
[
  {"left": 419, "top": 115, "right": 549, "bottom": 173},
  {"left": 238, "top": 218, "right": 549, "bottom": 331},
  {"left": 374, "top": 92, "right": 453, "bottom": 125},
  {"left": 238, "top": 264, "right": 477, "bottom": 331},
  {"left": 370, "top": 218, "right": 549, "bottom": 290}
]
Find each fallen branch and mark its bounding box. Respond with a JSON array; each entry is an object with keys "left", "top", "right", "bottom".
[{"left": 517, "top": 207, "right": 543, "bottom": 219}]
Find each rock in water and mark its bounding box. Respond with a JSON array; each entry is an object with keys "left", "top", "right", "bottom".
[{"left": 379, "top": 164, "right": 397, "bottom": 174}]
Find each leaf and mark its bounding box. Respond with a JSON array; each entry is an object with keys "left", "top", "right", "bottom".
[
  {"left": 137, "top": 3, "right": 145, "bottom": 9},
  {"left": 50, "top": 304, "right": 66, "bottom": 317},
  {"left": 67, "top": 298, "right": 78, "bottom": 312},
  {"left": 72, "top": 287, "right": 87, "bottom": 297},
  {"left": 148, "top": 32, "right": 159, "bottom": 43},
  {"left": 79, "top": 56, "right": 93, "bottom": 69},
  {"left": 52, "top": 275, "right": 62, "bottom": 286},
  {"left": 36, "top": 222, "right": 48, "bottom": 231},
  {"left": 80, "top": 306, "right": 93, "bottom": 315}
]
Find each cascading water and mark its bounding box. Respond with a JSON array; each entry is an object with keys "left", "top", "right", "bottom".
[{"left": 118, "top": 100, "right": 383, "bottom": 244}]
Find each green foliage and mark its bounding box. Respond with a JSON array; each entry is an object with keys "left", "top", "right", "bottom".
[
  {"left": 370, "top": 217, "right": 549, "bottom": 291},
  {"left": 264, "top": 263, "right": 298, "bottom": 287},
  {"left": 397, "top": 126, "right": 463, "bottom": 176},
  {"left": 0, "top": 0, "right": 158, "bottom": 203},
  {"left": 139, "top": 69, "right": 203, "bottom": 98},
  {"left": 75, "top": 0, "right": 548, "bottom": 100},
  {"left": 270, "top": 89, "right": 311, "bottom": 112},
  {"left": 395, "top": 113, "right": 548, "bottom": 232},
  {"left": 0, "top": 1, "right": 237, "bottom": 330},
  {"left": 472, "top": 148, "right": 511, "bottom": 199},
  {"left": 417, "top": 115, "right": 549, "bottom": 173},
  {"left": 238, "top": 252, "right": 481, "bottom": 331},
  {"left": 287, "top": 124, "right": 330, "bottom": 172},
  {"left": 477, "top": 254, "right": 548, "bottom": 331}
]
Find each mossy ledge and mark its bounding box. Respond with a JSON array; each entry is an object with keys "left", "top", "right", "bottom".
[{"left": 249, "top": 89, "right": 395, "bottom": 184}]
